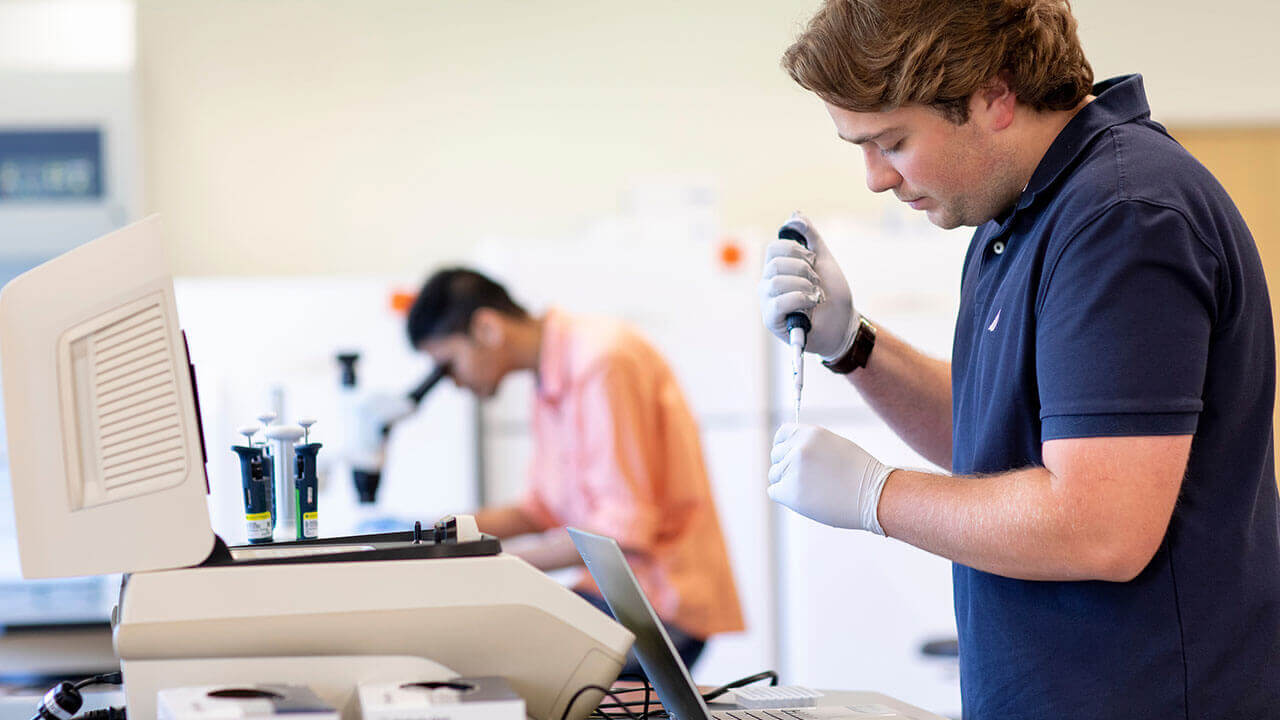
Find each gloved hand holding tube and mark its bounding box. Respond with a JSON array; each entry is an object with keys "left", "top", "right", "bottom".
[{"left": 769, "top": 424, "right": 894, "bottom": 535}]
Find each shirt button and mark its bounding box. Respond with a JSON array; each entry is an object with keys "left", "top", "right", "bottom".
[{"left": 991, "top": 240, "right": 1006, "bottom": 255}]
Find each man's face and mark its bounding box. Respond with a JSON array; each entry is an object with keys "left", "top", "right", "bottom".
[
  {"left": 420, "top": 332, "right": 507, "bottom": 399},
  {"left": 825, "top": 100, "right": 1019, "bottom": 229}
]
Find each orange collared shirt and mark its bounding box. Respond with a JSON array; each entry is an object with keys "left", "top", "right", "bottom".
[{"left": 519, "top": 309, "right": 744, "bottom": 639}]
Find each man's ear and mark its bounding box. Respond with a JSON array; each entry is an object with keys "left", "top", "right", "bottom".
[
  {"left": 972, "top": 74, "right": 1017, "bottom": 131},
  {"left": 470, "top": 308, "right": 506, "bottom": 349}
]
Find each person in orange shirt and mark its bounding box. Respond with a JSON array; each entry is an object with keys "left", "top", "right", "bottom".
[{"left": 407, "top": 267, "right": 744, "bottom": 672}]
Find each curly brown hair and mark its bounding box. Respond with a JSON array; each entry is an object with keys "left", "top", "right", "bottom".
[{"left": 782, "top": 0, "right": 1093, "bottom": 124}]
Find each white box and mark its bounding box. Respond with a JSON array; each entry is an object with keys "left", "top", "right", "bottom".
[
  {"left": 157, "top": 684, "right": 339, "bottom": 719},
  {"left": 357, "top": 677, "right": 525, "bottom": 720}
]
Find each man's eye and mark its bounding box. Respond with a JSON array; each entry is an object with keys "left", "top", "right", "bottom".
[{"left": 884, "top": 139, "right": 905, "bottom": 154}]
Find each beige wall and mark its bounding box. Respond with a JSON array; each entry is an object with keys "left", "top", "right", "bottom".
[{"left": 137, "top": 0, "right": 1280, "bottom": 275}]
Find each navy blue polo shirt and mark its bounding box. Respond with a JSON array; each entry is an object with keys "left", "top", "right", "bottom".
[{"left": 951, "top": 75, "right": 1280, "bottom": 719}]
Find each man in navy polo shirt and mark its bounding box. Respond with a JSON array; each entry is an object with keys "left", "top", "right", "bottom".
[{"left": 758, "top": 1, "right": 1280, "bottom": 718}]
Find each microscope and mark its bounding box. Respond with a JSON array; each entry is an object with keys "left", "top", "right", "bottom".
[{"left": 335, "top": 352, "right": 449, "bottom": 506}]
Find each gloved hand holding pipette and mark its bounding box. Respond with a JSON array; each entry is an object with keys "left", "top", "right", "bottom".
[
  {"left": 759, "top": 214, "right": 861, "bottom": 361},
  {"left": 759, "top": 214, "right": 862, "bottom": 422}
]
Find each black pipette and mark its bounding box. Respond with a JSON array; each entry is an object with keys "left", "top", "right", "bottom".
[{"left": 779, "top": 222, "right": 810, "bottom": 423}]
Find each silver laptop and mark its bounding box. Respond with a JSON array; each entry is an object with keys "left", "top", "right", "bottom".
[{"left": 567, "top": 528, "right": 920, "bottom": 720}]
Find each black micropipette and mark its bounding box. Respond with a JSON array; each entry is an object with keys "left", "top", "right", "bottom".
[{"left": 779, "top": 222, "right": 810, "bottom": 423}]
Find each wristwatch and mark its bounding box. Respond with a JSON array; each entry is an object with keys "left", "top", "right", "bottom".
[{"left": 823, "top": 317, "right": 877, "bottom": 374}]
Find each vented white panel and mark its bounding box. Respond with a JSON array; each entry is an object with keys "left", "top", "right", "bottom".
[
  {"left": 2, "top": 216, "right": 214, "bottom": 578},
  {"left": 62, "top": 292, "right": 188, "bottom": 509}
]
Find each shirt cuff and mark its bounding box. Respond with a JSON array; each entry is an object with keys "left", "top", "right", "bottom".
[{"left": 1041, "top": 411, "right": 1200, "bottom": 441}]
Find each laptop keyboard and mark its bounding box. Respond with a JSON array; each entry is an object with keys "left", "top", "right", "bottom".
[
  {"left": 713, "top": 710, "right": 813, "bottom": 720},
  {"left": 710, "top": 706, "right": 901, "bottom": 720}
]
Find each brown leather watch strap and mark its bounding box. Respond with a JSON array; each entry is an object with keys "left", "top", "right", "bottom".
[{"left": 823, "top": 317, "right": 877, "bottom": 374}]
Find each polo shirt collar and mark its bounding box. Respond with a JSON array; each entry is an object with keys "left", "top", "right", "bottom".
[
  {"left": 989, "top": 74, "right": 1152, "bottom": 237},
  {"left": 536, "top": 307, "right": 569, "bottom": 402}
]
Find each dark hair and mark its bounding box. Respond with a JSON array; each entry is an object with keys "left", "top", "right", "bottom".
[
  {"left": 406, "top": 268, "right": 529, "bottom": 347},
  {"left": 782, "top": 0, "right": 1094, "bottom": 124}
]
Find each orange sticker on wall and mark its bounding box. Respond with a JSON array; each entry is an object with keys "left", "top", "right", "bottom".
[
  {"left": 717, "top": 238, "right": 744, "bottom": 270},
  {"left": 390, "top": 290, "right": 416, "bottom": 315}
]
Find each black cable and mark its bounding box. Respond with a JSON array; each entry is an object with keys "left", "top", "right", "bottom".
[
  {"left": 595, "top": 685, "right": 654, "bottom": 705},
  {"left": 33, "top": 672, "right": 124, "bottom": 720},
  {"left": 561, "top": 684, "right": 642, "bottom": 720},
  {"left": 643, "top": 677, "right": 651, "bottom": 720},
  {"left": 700, "top": 670, "right": 779, "bottom": 703},
  {"left": 73, "top": 672, "right": 123, "bottom": 691},
  {"left": 602, "top": 677, "right": 661, "bottom": 720},
  {"left": 584, "top": 668, "right": 780, "bottom": 720},
  {"left": 594, "top": 673, "right": 653, "bottom": 719}
]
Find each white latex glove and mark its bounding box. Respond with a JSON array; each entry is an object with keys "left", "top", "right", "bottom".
[
  {"left": 768, "top": 424, "right": 894, "bottom": 535},
  {"left": 758, "top": 214, "right": 858, "bottom": 361}
]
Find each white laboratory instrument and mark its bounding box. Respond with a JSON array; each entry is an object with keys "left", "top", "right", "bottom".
[{"left": 0, "top": 217, "right": 634, "bottom": 720}]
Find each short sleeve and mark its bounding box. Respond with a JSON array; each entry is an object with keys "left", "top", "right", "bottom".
[{"left": 1036, "top": 201, "right": 1219, "bottom": 441}]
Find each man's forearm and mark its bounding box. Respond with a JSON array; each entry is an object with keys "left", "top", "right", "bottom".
[
  {"left": 877, "top": 466, "right": 1145, "bottom": 582},
  {"left": 503, "top": 528, "right": 585, "bottom": 571},
  {"left": 474, "top": 504, "right": 543, "bottom": 539},
  {"left": 847, "top": 324, "right": 953, "bottom": 470}
]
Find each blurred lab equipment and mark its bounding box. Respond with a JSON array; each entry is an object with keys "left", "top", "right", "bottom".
[
  {"left": 264, "top": 423, "right": 305, "bottom": 542},
  {"left": 234, "top": 419, "right": 322, "bottom": 542},
  {"left": 336, "top": 352, "right": 449, "bottom": 506},
  {"left": 0, "top": 217, "right": 633, "bottom": 720},
  {"left": 294, "top": 438, "right": 322, "bottom": 540},
  {"left": 230, "top": 441, "right": 273, "bottom": 545}
]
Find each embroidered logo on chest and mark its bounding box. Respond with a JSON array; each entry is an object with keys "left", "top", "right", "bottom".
[{"left": 987, "top": 309, "right": 1002, "bottom": 332}]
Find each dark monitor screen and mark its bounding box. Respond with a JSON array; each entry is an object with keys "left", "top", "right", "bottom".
[{"left": 0, "top": 129, "right": 103, "bottom": 202}]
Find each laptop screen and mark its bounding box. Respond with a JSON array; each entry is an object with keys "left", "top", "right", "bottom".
[{"left": 568, "top": 527, "right": 711, "bottom": 720}]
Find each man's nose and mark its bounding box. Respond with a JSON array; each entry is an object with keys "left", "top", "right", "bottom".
[{"left": 863, "top": 147, "right": 902, "bottom": 194}]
